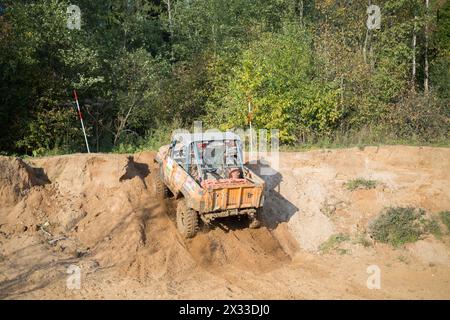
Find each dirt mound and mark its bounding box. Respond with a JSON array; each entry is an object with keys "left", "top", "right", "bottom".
[
  {"left": 0, "top": 152, "right": 289, "bottom": 298},
  {"left": 1, "top": 146, "right": 449, "bottom": 299},
  {"left": 24, "top": 154, "right": 159, "bottom": 265}
]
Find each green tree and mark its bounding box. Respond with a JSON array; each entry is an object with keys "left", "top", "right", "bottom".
[
  {"left": 0, "top": 0, "right": 103, "bottom": 154},
  {"left": 206, "top": 25, "right": 342, "bottom": 143},
  {"left": 110, "top": 48, "right": 169, "bottom": 146}
]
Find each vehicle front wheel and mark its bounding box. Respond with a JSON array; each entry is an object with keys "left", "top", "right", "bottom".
[
  {"left": 155, "top": 177, "right": 170, "bottom": 199},
  {"left": 176, "top": 200, "right": 199, "bottom": 238},
  {"left": 154, "top": 165, "right": 170, "bottom": 199}
]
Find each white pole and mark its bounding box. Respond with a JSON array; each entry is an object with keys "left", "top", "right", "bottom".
[
  {"left": 73, "top": 90, "right": 90, "bottom": 153},
  {"left": 248, "top": 101, "right": 253, "bottom": 158}
]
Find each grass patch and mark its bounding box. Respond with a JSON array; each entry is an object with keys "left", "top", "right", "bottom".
[
  {"left": 439, "top": 211, "right": 450, "bottom": 232},
  {"left": 426, "top": 217, "right": 443, "bottom": 239},
  {"left": 368, "top": 207, "right": 438, "bottom": 247},
  {"left": 319, "top": 233, "right": 350, "bottom": 254},
  {"left": 353, "top": 233, "right": 373, "bottom": 248},
  {"left": 344, "top": 178, "right": 378, "bottom": 191}
]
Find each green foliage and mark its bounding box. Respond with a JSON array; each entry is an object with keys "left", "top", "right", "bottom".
[
  {"left": 439, "top": 211, "right": 450, "bottom": 232},
  {"left": 0, "top": 0, "right": 104, "bottom": 154},
  {"left": 368, "top": 207, "right": 441, "bottom": 247},
  {"left": 171, "top": 0, "right": 275, "bottom": 59},
  {"left": 110, "top": 49, "right": 169, "bottom": 144},
  {"left": 112, "top": 119, "right": 182, "bottom": 153},
  {"left": 16, "top": 107, "right": 85, "bottom": 156},
  {"left": 426, "top": 217, "right": 442, "bottom": 239},
  {"left": 0, "top": 0, "right": 448, "bottom": 156},
  {"left": 344, "top": 178, "right": 378, "bottom": 191},
  {"left": 207, "top": 26, "right": 343, "bottom": 143}
]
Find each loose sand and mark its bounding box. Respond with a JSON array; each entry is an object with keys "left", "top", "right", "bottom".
[{"left": 0, "top": 146, "right": 449, "bottom": 299}]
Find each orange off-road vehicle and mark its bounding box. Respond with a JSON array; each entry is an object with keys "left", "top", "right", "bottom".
[{"left": 155, "top": 132, "right": 265, "bottom": 238}]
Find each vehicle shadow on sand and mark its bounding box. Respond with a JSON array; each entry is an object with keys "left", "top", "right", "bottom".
[
  {"left": 246, "top": 160, "right": 298, "bottom": 229},
  {"left": 119, "top": 156, "right": 150, "bottom": 188}
]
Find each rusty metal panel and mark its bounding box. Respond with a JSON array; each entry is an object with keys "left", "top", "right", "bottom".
[
  {"left": 203, "top": 184, "right": 264, "bottom": 212},
  {"left": 241, "top": 187, "right": 257, "bottom": 207},
  {"left": 226, "top": 188, "right": 239, "bottom": 207}
]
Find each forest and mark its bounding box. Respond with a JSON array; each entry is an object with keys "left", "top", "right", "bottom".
[{"left": 0, "top": 0, "right": 448, "bottom": 155}]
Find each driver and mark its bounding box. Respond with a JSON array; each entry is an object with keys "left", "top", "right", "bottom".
[{"left": 228, "top": 167, "right": 241, "bottom": 179}]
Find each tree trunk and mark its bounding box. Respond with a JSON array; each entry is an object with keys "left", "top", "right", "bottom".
[
  {"left": 369, "top": 32, "right": 375, "bottom": 71},
  {"left": 299, "top": 0, "right": 304, "bottom": 24},
  {"left": 412, "top": 16, "right": 417, "bottom": 90},
  {"left": 424, "top": 0, "right": 430, "bottom": 94},
  {"left": 363, "top": 0, "right": 372, "bottom": 65},
  {"left": 363, "top": 29, "right": 369, "bottom": 64},
  {"left": 164, "top": 0, "right": 174, "bottom": 62}
]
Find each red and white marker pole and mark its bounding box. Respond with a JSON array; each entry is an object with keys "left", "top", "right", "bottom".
[{"left": 73, "top": 89, "right": 90, "bottom": 153}]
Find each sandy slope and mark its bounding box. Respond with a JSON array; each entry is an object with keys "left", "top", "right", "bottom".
[{"left": 0, "top": 146, "right": 449, "bottom": 299}]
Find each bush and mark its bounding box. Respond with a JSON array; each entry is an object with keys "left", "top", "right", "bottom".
[
  {"left": 439, "top": 211, "right": 450, "bottom": 232},
  {"left": 369, "top": 207, "right": 436, "bottom": 247},
  {"left": 426, "top": 217, "right": 443, "bottom": 238},
  {"left": 382, "top": 91, "right": 449, "bottom": 143}
]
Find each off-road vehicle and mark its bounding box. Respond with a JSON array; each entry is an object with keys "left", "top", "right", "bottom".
[{"left": 155, "top": 131, "right": 265, "bottom": 238}]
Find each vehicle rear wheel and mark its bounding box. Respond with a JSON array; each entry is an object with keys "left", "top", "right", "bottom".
[
  {"left": 176, "top": 200, "right": 199, "bottom": 238},
  {"left": 249, "top": 218, "right": 261, "bottom": 229}
]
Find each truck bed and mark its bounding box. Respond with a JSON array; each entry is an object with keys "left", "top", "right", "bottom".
[{"left": 203, "top": 180, "right": 264, "bottom": 212}]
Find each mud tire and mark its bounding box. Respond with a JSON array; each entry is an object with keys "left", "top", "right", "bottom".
[
  {"left": 154, "top": 165, "right": 170, "bottom": 199},
  {"left": 155, "top": 176, "right": 170, "bottom": 199},
  {"left": 176, "top": 200, "right": 199, "bottom": 238}
]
